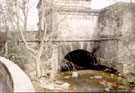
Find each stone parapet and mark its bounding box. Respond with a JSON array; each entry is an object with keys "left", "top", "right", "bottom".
[{"left": 0, "top": 56, "right": 35, "bottom": 92}]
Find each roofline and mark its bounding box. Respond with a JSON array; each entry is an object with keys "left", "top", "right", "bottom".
[{"left": 37, "top": 0, "right": 92, "bottom": 9}]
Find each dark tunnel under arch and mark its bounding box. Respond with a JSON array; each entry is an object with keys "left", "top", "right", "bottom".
[{"left": 61, "top": 49, "right": 117, "bottom": 73}]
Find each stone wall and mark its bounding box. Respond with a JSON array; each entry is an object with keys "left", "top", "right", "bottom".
[
  {"left": 53, "top": 11, "right": 98, "bottom": 40},
  {"left": 0, "top": 56, "right": 35, "bottom": 92},
  {"left": 97, "top": 2, "right": 135, "bottom": 74},
  {"left": 0, "top": 61, "right": 13, "bottom": 93}
]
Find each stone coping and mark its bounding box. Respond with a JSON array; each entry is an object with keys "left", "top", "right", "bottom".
[{"left": 0, "top": 56, "right": 35, "bottom": 92}]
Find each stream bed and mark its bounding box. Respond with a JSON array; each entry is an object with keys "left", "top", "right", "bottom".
[{"left": 56, "top": 70, "right": 135, "bottom": 92}]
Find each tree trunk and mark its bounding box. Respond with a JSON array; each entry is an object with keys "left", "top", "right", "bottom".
[
  {"left": 35, "top": 59, "right": 41, "bottom": 78},
  {"left": 4, "top": 42, "right": 8, "bottom": 57}
]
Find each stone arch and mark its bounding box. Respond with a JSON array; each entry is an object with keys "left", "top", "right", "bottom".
[
  {"left": 59, "top": 41, "right": 100, "bottom": 61},
  {"left": 59, "top": 43, "right": 117, "bottom": 73},
  {"left": 59, "top": 42, "right": 93, "bottom": 59},
  {"left": 59, "top": 48, "right": 99, "bottom": 71},
  {"left": 58, "top": 41, "right": 101, "bottom": 71}
]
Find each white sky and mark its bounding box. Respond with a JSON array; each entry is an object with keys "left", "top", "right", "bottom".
[
  {"left": 91, "top": 0, "right": 133, "bottom": 9},
  {"left": 91, "top": 0, "right": 113, "bottom": 9},
  {"left": 27, "top": 0, "right": 39, "bottom": 31}
]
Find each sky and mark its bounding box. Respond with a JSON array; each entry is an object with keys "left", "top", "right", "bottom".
[
  {"left": 91, "top": 0, "right": 133, "bottom": 9},
  {"left": 91, "top": 0, "right": 114, "bottom": 9},
  {"left": 27, "top": 0, "right": 39, "bottom": 30}
]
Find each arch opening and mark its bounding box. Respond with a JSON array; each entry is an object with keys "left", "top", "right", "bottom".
[{"left": 60, "top": 49, "right": 117, "bottom": 73}]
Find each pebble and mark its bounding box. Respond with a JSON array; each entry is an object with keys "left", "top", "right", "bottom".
[
  {"left": 111, "top": 74, "right": 114, "bottom": 78},
  {"left": 62, "top": 82, "right": 70, "bottom": 89},
  {"left": 55, "top": 81, "right": 64, "bottom": 85},
  {"left": 118, "top": 73, "right": 122, "bottom": 76},
  {"left": 107, "top": 82, "right": 113, "bottom": 89},
  {"left": 89, "top": 77, "right": 94, "bottom": 79},
  {"left": 118, "top": 77, "right": 122, "bottom": 81},
  {"left": 99, "top": 80, "right": 107, "bottom": 86},
  {"left": 72, "top": 72, "right": 78, "bottom": 78},
  {"left": 118, "top": 85, "right": 126, "bottom": 89},
  {"left": 64, "top": 76, "right": 70, "bottom": 79},
  {"left": 104, "top": 88, "right": 110, "bottom": 91},
  {"left": 94, "top": 76, "right": 102, "bottom": 79}
]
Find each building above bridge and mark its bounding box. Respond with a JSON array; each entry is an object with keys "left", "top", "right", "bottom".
[{"left": 37, "top": 0, "right": 100, "bottom": 41}]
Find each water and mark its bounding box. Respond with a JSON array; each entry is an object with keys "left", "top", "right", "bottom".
[{"left": 57, "top": 70, "right": 135, "bottom": 92}]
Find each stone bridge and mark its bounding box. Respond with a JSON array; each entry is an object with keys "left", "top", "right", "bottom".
[
  {"left": 18, "top": 1, "right": 135, "bottom": 75},
  {"left": 23, "top": 0, "right": 122, "bottom": 73},
  {"left": 0, "top": 56, "right": 35, "bottom": 92}
]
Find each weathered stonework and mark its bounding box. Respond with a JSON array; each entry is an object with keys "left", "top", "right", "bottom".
[
  {"left": 0, "top": 61, "right": 13, "bottom": 93},
  {"left": 37, "top": 0, "right": 99, "bottom": 40},
  {"left": 0, "top": 56, "right": 35, "bottom": 92},
  {"left": 36, "top": 0, "right": 100, "bottom": 72},
  {"left": 27, "top": 1, "right": 135, "bottom": 77},
  {"left": 36, "top": 0, "right": 122, "bottom": 74},
  {"left": 97, "top": 2, "right": 135, "bottom": 75}
]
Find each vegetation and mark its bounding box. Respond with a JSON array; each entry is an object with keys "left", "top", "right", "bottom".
[
  {"left": 0, "top": 0, "right": 59, "bottom": 80},
  {"left": 0, "top": 2, "right": 29, "bottom": 69},
  {"left": 0, "top": 33, "right": 29, "bottom": 69},
  {"left": 0, "top": 0, "right": 43, "bottom": 78}
]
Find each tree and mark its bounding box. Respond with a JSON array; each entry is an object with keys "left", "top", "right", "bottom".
[
  {"left": 13, "top": 0, "right": 45, "bottom": 78},
  {"left": 0, "top": 1, "right": 29, "bottom": 69},
  {"left": 1, "top": 0, "right": 68, "bottom": 81},
  {"left": 0, "top": 0, "right": 43, "bottom": 78},
  {"left": 13, "top": 0, "right": 59, "bottom": 79}
]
